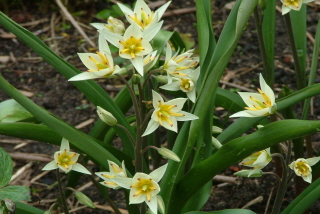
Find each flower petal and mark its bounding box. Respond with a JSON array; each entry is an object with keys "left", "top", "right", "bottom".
[
  {"left": 145, "top": 195, "right": 158, "bottom": 214},
  {"left": 306, "top": 157, "right": 320, "bottom": 166},
  {"left": 111, "top": 177, "right": 133, "bottom": 189},
  {"left": 176, "top": 111, "right": 199, "bottom": 121},
  {"left": 149, "top": 163, "right": 168, "bottom": 182},
  {"left": 130, "top": 57, "right": 144, "bottom": 76},
  {"left": 142, "top": 119, "right": 159, "bottom": 136},
  {"left": 72, "top": 163, "right": 91, "bottom": 174},
  {"left": 60, "top": 138, "right": 70, "bottom": 151},
  {"left": 42, "top": 160, "right": 58, "bottom": 171}
]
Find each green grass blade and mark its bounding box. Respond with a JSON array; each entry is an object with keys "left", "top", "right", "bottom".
[{"left": 15, "top": 202, "right": 44, "bottom": 214}]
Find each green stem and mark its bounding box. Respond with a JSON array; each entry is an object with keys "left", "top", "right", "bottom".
[
  {"left": 116, "top": 124, "right": 136, "bottom": 146},
  {"left": 142, "top": 68, "right": 163, "bottom": 89},
  {"left": 271, "top": 153, "right": 288, "bottom": 214},
  {"left": 284, "top": 13, "right": 305, "bottom": 89},
  {"left": 253, "top": 6, "right": 272, "bottom": 87},
  {"left": 56, "top": 169, "right": 70, "bottom": 214}
]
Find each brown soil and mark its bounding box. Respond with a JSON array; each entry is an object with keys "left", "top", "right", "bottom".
[{"left": 1, "top": 0, "right": 320, "bottom": 213}]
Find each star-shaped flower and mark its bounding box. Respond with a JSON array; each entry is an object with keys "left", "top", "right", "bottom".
[
  {"left": 160, "top": 67, "right": 200, "bottom": 103},
  {"left": 42, "top": 138, "right": 90, "bottom": 174},
  {"left": 95, "top": 160, "right": 127, "bottom": 189},
  {"left": 110, "top": 164, "right": 168, "bottom": 214},
  {"left": 69, "top": 35, "right": 122, "bottom": 81},
  {"left": 230, "top": 73, "right": 277, "bottom": 118},
  {"left": 239, "top": 148, "right": 272, "bottom": 169},
  {"left": 118, "top": 0, "right": 170, "bottom": 31},
  {"left": 280, "top": 0, "right": 314, "bottom": 15},
  {"left": 289, "top": 157, "right": 320, "bottom": 183},
  {"left": 142, "top": 90, "right": 198, "bottom": 136},
  {"left": 91, "top": 16, "right": 125, "bottom": 35}
]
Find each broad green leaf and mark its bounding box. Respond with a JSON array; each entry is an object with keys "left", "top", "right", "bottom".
[
  {"left": 184, "top": 209, "right": 256, "bottom": 214},
  {"left": 0, "top": 12, "right": 135, "bottom": 158},
  {"left": 170, "top": 119, "right": 320, "bottom": 211},
  {"left": 0, "top": 186, "right": 30, "bottom": 202},
  {"left": 0, "top": 147, "right": 13, "bottom": 188},
  {"left": 15, "top": 202, "right": 44, "bottom": 214},
  {"left": 0, "top": 99, "right": 34, "bottom": 123},
  {"left": 282, "top": 178, "right": 320, "bottom": 214}
]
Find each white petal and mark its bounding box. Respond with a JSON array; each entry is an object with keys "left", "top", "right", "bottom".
[
  {"left": 99, "top": 30, "right": 122, "bottom": 48},
  {"left": 259, "top": 74, "right": 275, "bottom": 104},
  {"left": 145, "top": 195, "right": 158, "bottom": 214},
  {"left": 130, "top": 57, "right": 144, "bottom": 76},
  {"left": 186, "top": 89, "right": 196, "bottom": 103},
  {"left": 307, "top": 157, "right": 320, "bottom": 166},
  {"left": 117, "top": 2, "right": 134, "bottom": 17},
  {"left": 143, "top": 21, "right": 163, "bottom": 42},
  {"left": 166, "top": 98, "right": 187, "bottom": 111},
  {"left": 303, "top": 0, "right": 314, "bottom": 3},
  {"left": 129, "top": 190, "right": 145, "bottom": 204},
  {"left": 123, "top": 24, "right": 142, "bottom": 40},
  {"left": 99, "top": 35, "right": 111, "bottom": 55},
  {"left": 149, "top": 163, "right": 168, "bottom": 182},
  {"left": 78, "top": 53, "right": 99, "bottom": 70},
  {"left": 282, "top": 5, "right": 291, "bottom": 15},
  {"left": 155, "top": 1, "right": 171, "bottom": 20},
  {"left": 237, "top": 92, "right": 264, "bottom": 108},
  {"left": 60, "top": 138, "right": 70, "bottom": 151},
  {"left": 111, "top": 177, "right": 133, "bottom": 189},
  {"left": 95, "top": 172, "right": 112, "bottom": 180},
  {"left": 230, "top": 110, "right": 263, "bottom": 118},
  {"left": 72, "top": 163, "right": 91, "bottom": 174},
  {"left": 303, "top": 174, "right": 312, "bottom": 183},
  {"left": 42, "top": 161, "right": 58, "bottom": 171},
  {"left": 160, "top": 82, "right": 180, "bottom": 91},
  {"left": 176, "top": 111, "right": 199, "bottom": 121},
  {"left": 142, "top": 120, "right": 159, "bottom": 136},
  {"left": 135, "top": 0, "right": 151, "bottom": 15},
  {"left": 69, "top": 72, "right": 103, "bottom": 81},
  {"left": 91, "top": 23, "right": 106, "bottom": 30},
  {"left": 152, "top": 90, "right": 164, "bottom": 108},
  {"left": 165, "top": 43, "right": 172, "bottom": 62}
]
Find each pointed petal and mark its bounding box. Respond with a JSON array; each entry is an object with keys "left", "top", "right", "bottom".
[
  {"left": 152, "top": 90, "right": 164, "bottom": 108},
  {"left": 98, "top": 30, "right": 122, "bottom": 47},
  {"left": 60, "top": 138, "right": 70, "bottom": 151},
  {"left": 117, "top": 2, "right": 134, "bottom": 17},
  {"left": 186, "top": 89, "right": 196, "bottom": 103},
  {"left": 160, "top": 81, "right": 180, "bottom": 91},
  {"left": 111, "top": 177, "right": 133, "bottom": 189},
  {"left": 237, "top": 92, "right": 264, "bottom": 108},
  {"left": 166, "top": 98, "right": 187, "bottom": 111},
  {"left": 143, "top": 21, "right": 163, "bottom": 42},
  {"left": 176, "top": 111, "right": 198, "bottom": 121},
  {"left": 145, "top": 195, "right": 158, "bottom": 214},
  {"left": 130, "top": 57, "right": 144, "bottom": 76},
  {"left": 149, "top": 163, "right": 168, "bottom": 182},
  {"left": 91, "top": 23, "right": 106, "bottom": 30},
  {"left": 303, "top": 174, "right": 312, "bottom": 183},
  {"left": 78, "top": 53, "right": 99, "bottom": 70},
  {"left": 230, "top": 110, "right": 266, "bottom": 118},
  {"left": 155, "top": 1, "right": 171, "bottom": 20},
  {"left": 42, "top": 161, "right": 58, "bottom": 171},
  {"left": 123, "top": 24, "right": 142, "bottom": 40},
  {"left": 130, "top": 190, "right": 145, "bottom": 204},
  {"left": 282, "top": 5, "right": 291, "bottom": 15},
  {"left": 99, "top": 35, "right": 111, "bottom": 55},
  {"left": 161, "top": 117, "right": 177, "bottom": 132},
  {"left": 307, "top": 157, "right": 320, "bottom": 166},
  {"left": 72, "top": 163, "right": 91, "bottom": 174},
  {"left": 259, "top": 73, "right": 275, "bottom": 104},
  {"left": 142, "top": 120, "right": 159, "bottom": 136}
]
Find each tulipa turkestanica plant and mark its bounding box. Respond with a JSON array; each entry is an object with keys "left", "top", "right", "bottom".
[{"left": 0, "top": 0, "right": 320, "bottom": 213}]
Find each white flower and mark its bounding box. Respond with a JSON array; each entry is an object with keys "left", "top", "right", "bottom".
[
  {"left": 118, "top": 0, "right": 170, "bottom": 31},
  {"left": 42, "top": 138, "right": 91, "bottom": 174},
  {"left": 239, "top": 148, "right": 272, "bottom": 169},
  {"left": 163, "top": 44, "right": 199, "bottom": 83},
  {"left": 99, "top": 23, "right": 156, "bottom": 76},
  {"left": 230, "top": 73, "right": 277, "bottom": 118},
  {"left": 280, "top": 0, "right": 314, "bottom": 15},
  {"left": 142, "top": 90, "right": 198, "bottom": 136},
  {"left": 110, "top": 164, "right": 168, "bottom": 214},
  {"left": 69, "top": 35, "right": 122, "bottom": 81},
  {"left": 160, "top": 67, "right": 200, "bottom": 103},
  {"left": 95, "top": 160, "right": 127, "bottom": 189},
  {"left": 91, "top": 16, "right": 125, "bottom": 35},
  {"left": 289, "top": 157, "right": 320, "bottom": 183},
  {"left": 143, "top": 50, "right": 159, "bottom": 73}
]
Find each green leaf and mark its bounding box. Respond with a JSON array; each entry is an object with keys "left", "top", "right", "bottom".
[
  {"left": 0, "top": 99, "right": 34, "bottom": 123},
  {"left": 0, "top": 147, "right": 13, "bottom": 188},
  {"left": 0, "top": 186, "right": 31, "bottom": 202},
  {"left": 282, "top": 178, "right": 320, "bottom": 214},
  {"left": 184, "top": 209, "right": 256, "bottom": 214},
  {"left": 15, "top": 202, "right": 44, "bottom": 214}
]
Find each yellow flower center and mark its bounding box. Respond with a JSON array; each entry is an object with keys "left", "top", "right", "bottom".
[
  {"left": 180, "top": 78, "right": 193, "bottom": 92},
  {"left": 128, "top": 9, "right": 154, "bottom": 29},
  {"left": 295, "top": 160, "right": 311, "bottom": 177},
  {"left": 245, "top": 88, "right": 272, "bottom": 112},
  {"left": 120, "top": 36, "right": 145, "bottom": 59},
  {"left": 131, "top": 178, "right": 156, "bottom": 202},
  {"left": 57, "top": 150, "right": 76, "bottom": 169},
  {"left": 283, "top": 0, "right": 300, "bottom": 8},
  {"left": 88, "top": 51, "right": 110, "bottom": 72},
  {"left": 156, "top": 102, "right": 184, "bottom": 126}
]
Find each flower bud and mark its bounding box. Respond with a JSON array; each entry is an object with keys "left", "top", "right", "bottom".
[
  {"left": 212, "top": 126, "right": 223, "bottom": 134},
  {"left": 156, "top": 75, "right": 168, "bottom": 83},
  {"left": 158, "top": 147, "right": 180, "bottom": 162},
  {"left": 212, "top": 137, "right": 222, "bottom": 149},
  {"left": 97, "top": 106, "right": 117, "bottom": 126},
  {"left": 107, "top": 17, "right": 125, "bottom": 34},
  {"left": 75, "top": 191, "right": 95, "bottom": 208},
  {"left": 234, "top": 169, "right": 263, "bottom": 178},
  {"left": 157, "top": 195, "right": 165, "bottom": 214},
  {"left": 257, "top": 125, "right": 264, "bottom": 129},
  {"left": 132, "top": 74, "right": 142, "bottom": 84}
]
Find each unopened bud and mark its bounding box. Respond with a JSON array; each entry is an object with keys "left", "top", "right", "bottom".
[
  {"left": 97, "top": 106, "right": 117, "bottom": 126},
  {"left": 158, "top": 147, "right": 180, "bottom": 162},
  {"left": 156, "top": 75, "right": 168, "bottom": 83},
  {"left": 212, "top": 137, "right": 222, "bottom": 149},
  {"left": 257, "top": 125, "right": 264, "bottom": 129},
  {"left": 212, "top": 126, "right": 223, "bottom": 134},
  {"left": 75, "top": 191, "right": 95, "bottom": 208},
  {"left": 234, "top": 169, "right": 263, "bottom": 178},
  {"left": 132, "top": 74, "right": 141, "bottom": 84},
  {"left": 107, "top": 17, "right": 125, "bottom": 34},
  {"left": 157, "top": 195, "right": 165, "bottom": 214}
]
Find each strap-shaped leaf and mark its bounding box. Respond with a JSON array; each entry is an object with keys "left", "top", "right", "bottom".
[
  {"left": 0, "top": 147, "right": 13, "bottom": 188},
  {"left": 15, "top": 202, "right": 44, "bottom": 214}
]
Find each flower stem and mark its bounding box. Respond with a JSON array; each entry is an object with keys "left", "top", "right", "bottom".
[
  {"left": 116, "top": 124, "right": 136, "bottom": 146},
  {"left": 56, "top": 169, "right": 70, "bottom": 214},
  {"left": 271, "top": 153, "right": 288, "bottom": 214}
]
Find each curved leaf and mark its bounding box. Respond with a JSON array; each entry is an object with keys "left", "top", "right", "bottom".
[{"left": 0, "top": 147, "right": 13, "bottom": 188}]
